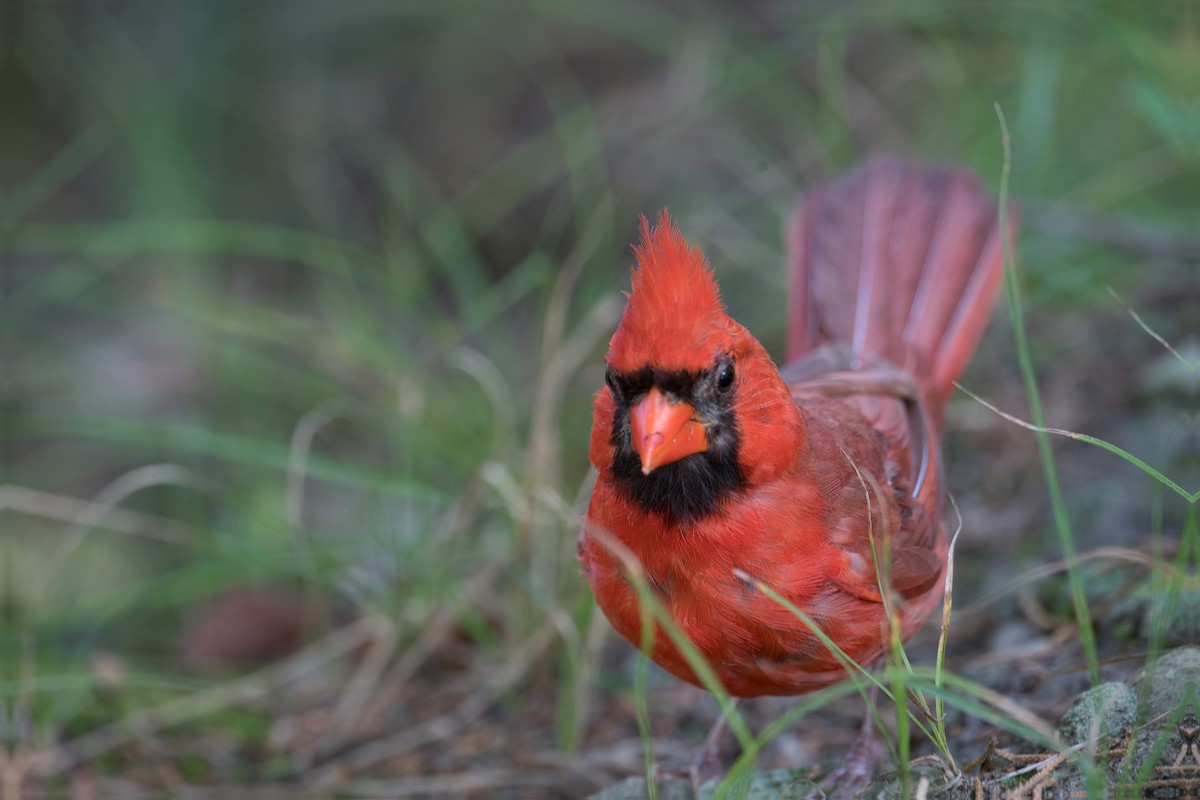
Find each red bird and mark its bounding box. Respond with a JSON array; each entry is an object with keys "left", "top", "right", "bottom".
[{"left": 579, "top": 159, "right": 1012, "bottom": 699}]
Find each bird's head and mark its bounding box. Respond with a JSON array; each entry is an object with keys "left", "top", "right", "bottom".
[{"left": 594, "top": 211, "right": 801, "bottom": 522}]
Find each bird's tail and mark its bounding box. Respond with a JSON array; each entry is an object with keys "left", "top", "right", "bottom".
[{"left": 785, "top": 158, "right": 1015, "bottom": 414}]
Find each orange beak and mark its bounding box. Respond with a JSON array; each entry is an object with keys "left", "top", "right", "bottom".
[{"left": 629, "top": 387, "right": 709, "bottom": 475}]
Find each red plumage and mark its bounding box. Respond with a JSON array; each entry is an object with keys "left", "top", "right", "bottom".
[
  {"left": 579, "top": 158, "right": 1014, "bottom": 697},
  {"left": 605, "top": 212, "right": 737, "bottom": 386}
]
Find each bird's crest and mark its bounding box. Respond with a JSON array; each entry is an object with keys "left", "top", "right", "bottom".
[{"left": 608, "top": 211, "right": 735, "bottom": 373}]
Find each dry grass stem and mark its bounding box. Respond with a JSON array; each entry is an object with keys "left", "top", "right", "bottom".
[
  {"left": 39, "top": 618, "right": 379, "bottom": 775},
  {"left": 338, "top": 563, "right": 504, "bottom": 744},
  {"left": 0, "top": 484, "right": 194, "bottom": 544},
  {"left": 306, "top": 624, "right": 559, "bottom": 783}
]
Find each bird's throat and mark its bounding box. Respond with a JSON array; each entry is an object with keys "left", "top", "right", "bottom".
[
  {"left": 609, "top": 433, "right": 745, "bottom": 523},
  {"left": 604, "top": 365, "right": 747, "bottom": 523}
]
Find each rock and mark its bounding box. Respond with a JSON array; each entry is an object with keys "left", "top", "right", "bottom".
[
  {"left": 1131, "top": 646, "right": 1200, "bottom": 718},
  {"left": 1120, "top": 648, "right": 1200, "bottom": 790},
  {"left": 1057, "top": 682, "right": 1137, "bottom": 745},
  {"left": 695, "top": 769, "right": 818, "bottom": 799}
]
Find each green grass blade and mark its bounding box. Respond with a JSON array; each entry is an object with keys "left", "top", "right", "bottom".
[{"left": 994, "top": 103, "right": 1100, "bottom": 684}]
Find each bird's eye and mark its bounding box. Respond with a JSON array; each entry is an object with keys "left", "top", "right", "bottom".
[{"left": 717, "top": 362, "right": 735, "bottom": 392}]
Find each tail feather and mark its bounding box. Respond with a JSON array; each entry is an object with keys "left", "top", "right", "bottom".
[{"left": 786, "top": 158, "right": 1014, "bottom": 410}]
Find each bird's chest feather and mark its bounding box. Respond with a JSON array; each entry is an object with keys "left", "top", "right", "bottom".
[{"left": 581, "top": 475, "right": 844, "bottom": 665}]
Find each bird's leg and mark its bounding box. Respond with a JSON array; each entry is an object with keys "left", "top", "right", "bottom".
[
  {"left": 688, "top": 699, "right": 739, "bottom": 786},
  {"left": 653, "top": 699, "right": 741, "bottom": 788},
  {"left": 821, "top": 683, "right": 884, "bottom": 795}
]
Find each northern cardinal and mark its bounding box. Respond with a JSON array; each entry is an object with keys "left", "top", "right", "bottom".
[{"left": 579, "top": 158, "right": 1012, "bottom": 699}]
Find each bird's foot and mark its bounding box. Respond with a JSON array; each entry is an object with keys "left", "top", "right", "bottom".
[
  {"left": 814, "top": 728, "right": 881, "bottom": 799},
  {"left": 653, "top": 702, "right": 739, "bottom": 790},
  {"left": 651, "top": 759, "right": 724, "bottom": 792}
]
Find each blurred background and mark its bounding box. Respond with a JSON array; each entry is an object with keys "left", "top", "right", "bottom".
[{"left": 4, "top": 1, "right": 1197, "bottom": 796}]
